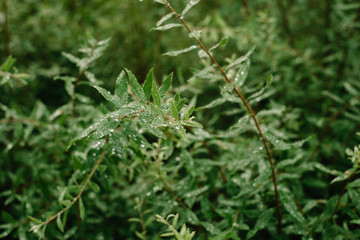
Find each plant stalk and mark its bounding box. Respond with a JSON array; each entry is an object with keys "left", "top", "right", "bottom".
[{"left": 161, "top": 0, "right": 282, "bottom": 233}]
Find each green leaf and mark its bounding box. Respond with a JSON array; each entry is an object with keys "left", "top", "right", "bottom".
[
  {"left": 331, "top": 169, "right": 355, "bottom": 184},
  {"left": 152, "top": 23, "right": 183, "bottom": 31},
  {"left": 176, "top": 98, "right": 186, "bottom": 112},
  {"left": 90, "top": 84, "right": 120, "bottom": 106},
  {"left": 181, "top": 0, "right": 200, "bottom": 17},
  {"left": 115, "top": 70, "right": 128, "bottom": 106},
  {"left": 163, "top": 45, "right": 198, "bottom": 57},
  {"left": 173, "top": 122, "right": 186, "bottom": 138},
  {"left": 266, "top": 135, "right": 313, "bottom": 150},
  {"left": 89, "top": 181, "right": 100, "bottom": 193},
  {"left": 234, "top": 59, "right": 250, "bottom": 87},
  {"left": 79, "top": 197, "right": 85, "bottom": 221},
  {"left": 27, "top": 216, "right": 42, "bottom": 224},
  {"left": 135, "top": 231, "right": 145, "bottom": 239},
  {"left": 143, "top": 68, "right": 154, "bottom": 101},
  {"left": 279, "top": 191, "right": 306, "bottom": 226},
  {"left": 184, "top": 105, "right": 195, "bottom": 120},
  {"left": 246, "top": 208, "right": 274, "bottom": 239},
  {"left": 56, "top": 215, "right": 64, "bottom": 233},
  {"left": 159, "top": 72, "right": 173, "bottom": 99},
  {"left": 171, "top": 101, "right": 179, "bottom": 120},
  {"left": 156, "top": 12, "right": 174, "bottom": 27},
  {"left": 152, "top": 79, "right": 161, "bottom": 107},
  {"left": 125, "top": 68, "right": 146, "bottom": 103}
]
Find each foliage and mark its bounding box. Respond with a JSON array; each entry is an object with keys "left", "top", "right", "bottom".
[{"left": 1, "top": 0, "right": 360, "bottom": 239}]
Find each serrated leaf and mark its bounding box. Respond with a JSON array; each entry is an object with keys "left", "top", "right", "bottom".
[
  {"left": 152, "top": 23, "right": 183, "bottom": 31},
  {"left": 115, "top": 70, "right": 128, "bottom": 106},
  {"left": 159, "top": 72, "right": 173, "bottom": 99},
  {"left": 181, "top": 0, "right": 200, "bottom": 17},
  {"left": 79, "top": 198, "right": 85, "bottom": 221},
  {"left": 171, "top": 101, "right": 179, "bottom": 120},
  {"left": 163, "top": 45, "right": 199, "bottom": 57},
  {"left": 56, "top": 215, "right": 64, "bottom": 233},
  {"left": 152, "top": 80, "right": 161, "bottom": 107},
  {"left": 279, "top": 191, "right": 306, "bottom": 226},
  {"left": 143, "top": 68, "right": 154, "bottom": 101},
  {"left": 125, "top": 68, "right": 146, "bottom": 103},
  {"left": 89, "top": 181, "right": 100, "bottom": 193}
]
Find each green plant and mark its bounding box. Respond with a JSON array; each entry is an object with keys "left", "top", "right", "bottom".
[{"left": 1, "top": 0, "right": 360, "bottom": 239}]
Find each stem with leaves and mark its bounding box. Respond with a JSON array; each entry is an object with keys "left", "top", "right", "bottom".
[
  {"left": 30, "top": 150, "right": 106, "bottom": 232},
  {"left": 161, "top": 0, "right": 282, "bottom": 233}
]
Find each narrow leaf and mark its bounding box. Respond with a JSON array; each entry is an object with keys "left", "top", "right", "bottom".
[
  {"left": 91, "top": 84, "right": 119, "bottom": 105},
  {"left": 27, "top": 216, "right": 42, "bottom": 224},
  {"left": 163, "top": 45, "right": 199, "bottom": 57},
  {"left": 184, "top": 105, "right": 195, "bottom": 120},
  {"left": 56, "top": 215, "right": 64, "bottom": 233},
  {"left": 181, "top": 0, "right": 200, "bottom": 17},
  {"left": 176, "top": 98, "right": 186, "bottom": 112},
  {"left": 234, "top": 59, "right": 250, "bottom": 87},
  {"left": 125, "top": 68, "right": 146, "bottom": 103},
  {"left": 143, "top": 68, "right": 154, "bottom": 101},
  {"left": 246, "top": 208, "right": 274, "bottom": 239},
  {"left": 152, "top": 80, "right": 161, "bottom": 107},
  {"left": 171, "top": 101, "right": 179, "bottom": 120},
  {"left": 159, "top": 72, "right": 173, "bottom": 99},
  {"left": 89, "top": 181, "right": 100, "bottom": 193},
  {"left": 79, "top": 197, "right": 85, "bottom": 221},
  {"left": 152, "top": 23, "right": 182, "bottom": 31},
  {"left": 279, "top": 191, "right": 306, "bottom": 226},
  {"left": 156, "top": 12, "right": 174, "bottom": 27},
  {"left": 115, "top": 70, "right": 128, "bottom": 106}
]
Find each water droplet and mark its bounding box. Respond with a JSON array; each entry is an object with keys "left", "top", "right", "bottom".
[
  {"left": 146, "top": 192, "right": 151, "bottom": 196},
  {"left": 255, "top": 97, "right": 261, "bottom": 102},
  {"left": 259, "top": 146, "right": 263, "bottom": 150},
  {"left": 241, "top": 71, "right": 245, "bottom": 75}
]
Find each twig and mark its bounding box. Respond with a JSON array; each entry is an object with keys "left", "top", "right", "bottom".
[
  {"left": 328, "top": 169, "right": 358, "bottom": 222},
  {"left": 30, "top": 150, "right": 106, "bottom": 231},
  {"left": 230, "top": 209, "right": 240, "bottom": 232},
  {"left": 161, "top": 0, "right": 282, "bottom": 233},
  {"left": 137, "top": 200, "right": 147, "bottom": 240}
]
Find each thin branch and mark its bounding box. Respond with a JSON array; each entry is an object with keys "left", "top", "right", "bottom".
[
  {"left": 230, "top": 209, "right": 240, "bottom": 232},
  {"left": 30, "top": 150, "right": 106, "bottom": 231},
  {"left": 161, "top": 0, "right": 282, "bottom": 233},
  {"left": 137, "top": 200, "right": 147, "bottom": 240},
  {"left": 328, "top": 169, "right": 358, "bottom": 222}
]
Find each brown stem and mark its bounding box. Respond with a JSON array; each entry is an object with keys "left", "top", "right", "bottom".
[
  {"left": 2, "top": 0, "right": 10, "bottom": 57},
  {"left": 230, "top": 209, "right": 240, "bottom": 232},
  {"left": 328, "top": 169, "right": 358, "bottom": 222},
  {"left": 30, "top": 150, "right": 106, "bottom": 231},
  {"left": 161, "top": 0, "right": 282, "bottom": 233},
  {"left": 137, "top": 201, "right": 147, "bottom": 240},
  {"left": 309, "top": 96, "right": 360, "bottom": 162},
  {"left": 276, "top": 0, "right": 294, "bottom": 47},
  {"left": 203, "top": 141, "right": 227, "bottom": 183}
]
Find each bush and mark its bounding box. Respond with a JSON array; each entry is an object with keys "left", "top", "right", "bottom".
[{"left": 1, "top": 0, "right": 360, "bottom": 239}]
